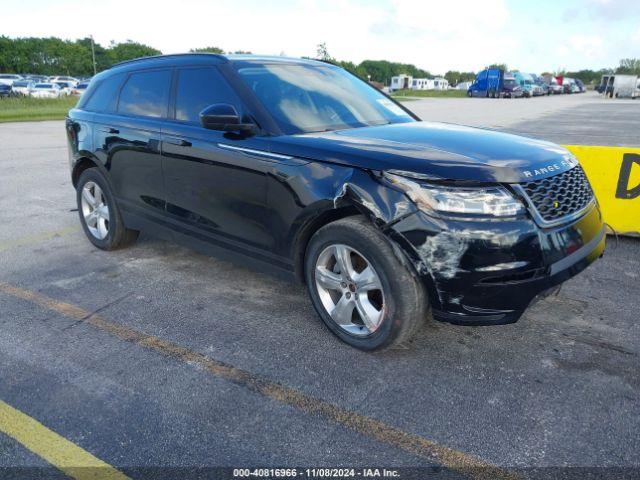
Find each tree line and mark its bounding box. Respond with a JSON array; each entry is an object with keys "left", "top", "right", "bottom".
[
  {"left": 0, "top": 37, "right": 161, "bottom": 76},
  {"left": 1, "top": 36, "right": 638, "bottom": 86}
]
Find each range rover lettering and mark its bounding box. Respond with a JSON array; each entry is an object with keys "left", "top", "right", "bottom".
[{"left": 66, "top": 54, "right": 605, "bottom": 350}]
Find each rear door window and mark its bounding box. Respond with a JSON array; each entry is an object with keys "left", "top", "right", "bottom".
[
  {"left": 118, "top": 70, "right": 172, "bottom": 118},
  {"left": 174, "top": 67, "right": 242, "bottom": 124}
]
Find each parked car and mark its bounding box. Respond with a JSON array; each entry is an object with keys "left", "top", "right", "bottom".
[
  {"left": 467, "top": 68, "right": 503, "bottom": 98},
  {"left": 501, "top": 75, "right": 523, "bottom": 98},
  {"left": 22, "top": 75, "right": 48, "bottom": 84},
  {"left": 30, "top": 83, "right": 61, "bottom": 98},
  {"left": 11, "top": 80, "right": 36, "bottom": 96},
  {"left": 54, "top": 81, "right": 73, "bottom": 96},
  {"left": 49, "top": 76, "right": 79, "bottom": 87},
  {"left": 0, "top": 83, "right": 12, "bottom": 98},
  {"left": 574, "top": 79, "right": 586, "bottom": 93},
  {"left": 71, "top": 81, "right": 90, "bottom": 96},
  {"left": 66, "top": 54, "right": 605, "bottom": 350},
  {"left": 0, "top": 74, "right": 22, "bottom": 86}
]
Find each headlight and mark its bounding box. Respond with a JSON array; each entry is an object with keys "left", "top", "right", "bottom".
[{"left": 384, "top": 172, "right": 524, "bottom": 217}]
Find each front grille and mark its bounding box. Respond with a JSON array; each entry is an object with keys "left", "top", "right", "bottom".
[{"left": 521, "top": 165, "right": 594, "bottom": 222}]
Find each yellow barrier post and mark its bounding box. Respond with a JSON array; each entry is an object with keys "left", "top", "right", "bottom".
[{"left": 564, "top": 145, "right": 640, "bottom": 236}]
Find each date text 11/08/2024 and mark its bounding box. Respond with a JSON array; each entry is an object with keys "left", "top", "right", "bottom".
[{"left": 233, "top": 468, "right": 400, "bottom": 478}]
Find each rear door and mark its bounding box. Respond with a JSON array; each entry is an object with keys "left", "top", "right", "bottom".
[
  {"left": 161, "top": 66, "right": 276, "bottom": 251},
  {"left": 92, "top": 69, "right": 171, "bottom": 217}
]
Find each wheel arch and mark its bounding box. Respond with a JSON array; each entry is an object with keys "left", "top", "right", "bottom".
[
  {"left": 71, "top": 157, "right": 99, "bottom": 188},
  {"left": 293, "top": 205, "right": 362, "bottom": 283},
  {"left": 292, "top": 169, "right": 420, "bottom": 284},
  {"left": 71, "top": 156, "right": 110, "bottom": 188}
]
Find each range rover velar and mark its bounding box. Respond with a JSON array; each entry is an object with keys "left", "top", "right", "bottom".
[{"left": 66, "top": 54, "right": 605, "bottom": 350}]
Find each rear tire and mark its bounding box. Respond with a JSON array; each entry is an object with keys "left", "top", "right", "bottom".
[
  {"left": 304, "top": 217, "right": 428, "bottom": 351},
  {"left": 76, "top": 168, "right": 139, "bottom": 250}
]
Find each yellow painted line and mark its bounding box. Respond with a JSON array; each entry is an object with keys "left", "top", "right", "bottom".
[
  {"left": 0, "top": 226, "right": 77, "bottom": 253},
  {"left": 0, "top": 399, "right": 130, "bottom": 480},
  {"left": 0, "top": 281, "right": 519, "bottom": 480}
]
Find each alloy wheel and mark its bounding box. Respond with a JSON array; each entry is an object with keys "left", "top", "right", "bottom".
[
  {"left": 314, "top": 244, "right": 385, "bottom": 336},
  {"left": 80, "top": 181, "right": 110, "bottom": 240}
]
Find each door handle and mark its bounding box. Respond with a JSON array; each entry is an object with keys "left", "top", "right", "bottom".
[
  {"left": 99, "top": 127, "right": 119, "bottom": 134},
  {"left": 164, "top": 137, "right": 192, "bottom": 147}
]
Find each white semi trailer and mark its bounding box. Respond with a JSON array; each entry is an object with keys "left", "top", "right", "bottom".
[{"left": 611, "top": 75, "right": 639, "bottom": 99}]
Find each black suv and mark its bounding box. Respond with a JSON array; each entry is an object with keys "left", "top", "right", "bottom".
[{"left": 66, "top": 54, "right": 605, "bottom": 350}]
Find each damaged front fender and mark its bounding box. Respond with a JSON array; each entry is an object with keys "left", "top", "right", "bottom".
[
  {"left": 332, "top": 169, "right": 418, "bottom": 226},
  {"left": 266, "top": 161, "right": 420, "bottom": 282}
]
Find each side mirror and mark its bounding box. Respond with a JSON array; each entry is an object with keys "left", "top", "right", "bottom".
[{"left": 199, "top": 104, "right": 256, "bottom": 133}]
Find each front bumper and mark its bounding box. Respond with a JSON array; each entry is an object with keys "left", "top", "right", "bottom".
[
  {"left": 391, "top": 203, "right": 605, "bottom": 325},
  {"left": 503, "top": 90, "right": 523, "bottom": 98}
]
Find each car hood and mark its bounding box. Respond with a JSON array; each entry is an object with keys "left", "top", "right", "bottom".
[{"left": 269, "top": 121, "right": 577, "bottom": 183}]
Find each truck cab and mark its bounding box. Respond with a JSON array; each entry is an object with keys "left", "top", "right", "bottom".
[
  {"left": 501, "top": 74, "right": 523, "bottom": 98},
  {"left": 468, "top": 68, "right": 503, "bottom": 98},
  {"left": 531, "top": 73, "right": 550, "bottom": 95},
  {"left": 513, "top": 72, "right": 534, "bottom": 97}
]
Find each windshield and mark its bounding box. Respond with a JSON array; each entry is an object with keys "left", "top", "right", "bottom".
[
  {"left": 237, "top": 63, "right": 414, "bottom": 134},
  {"left": 504, "top": 79, "right": 516, "bottom": 86}
]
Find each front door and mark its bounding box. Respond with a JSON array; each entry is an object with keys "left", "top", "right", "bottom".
[{"left": 161, "top": 66, "right": 275, "bottom": 252}]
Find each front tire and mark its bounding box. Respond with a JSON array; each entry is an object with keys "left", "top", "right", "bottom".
[
  {"left": 304, "top": 217, "right": 428, "bottom": 350},
  {"left": 76, "top": 168, "right": 139, "bottom": 250}
]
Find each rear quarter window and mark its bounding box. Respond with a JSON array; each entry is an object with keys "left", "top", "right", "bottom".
[{"left": 82, "top": 73, "right": 125, "bottom": 112}]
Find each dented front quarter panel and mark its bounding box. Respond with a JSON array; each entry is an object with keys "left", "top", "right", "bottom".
[
  {"left": 332, "top": 169, "right": 418, "bottom": 226},
  {"left": 264, "top": 161, "right": 418, "bottom": 267}
]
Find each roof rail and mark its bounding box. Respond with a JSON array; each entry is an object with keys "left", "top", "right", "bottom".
[{"left": 111, "top": 53, "right": 227, "bottom": 69}]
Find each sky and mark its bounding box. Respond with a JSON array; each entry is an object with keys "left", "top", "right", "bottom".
[{"left": 1, "top": 0, "right": 639, "bottom": 74}]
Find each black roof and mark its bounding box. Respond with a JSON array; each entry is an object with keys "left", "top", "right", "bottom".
[
  {"left": 93, "top": 53, "right": 332, "bottom": 85},
  {"left": 111, "top": 53, "right": 324, "bottom": 69}
]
